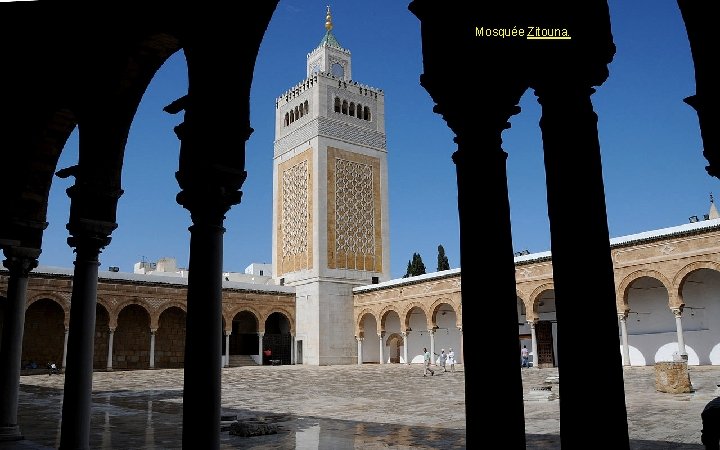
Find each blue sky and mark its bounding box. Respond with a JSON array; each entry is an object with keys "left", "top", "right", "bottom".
[{"left": 40, "top": 1, "right": 716, "bottom": 280}]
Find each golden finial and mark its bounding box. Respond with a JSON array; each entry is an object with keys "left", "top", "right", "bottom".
[{"left": 325, "top": 5, "right": 333, "bottom": 31}]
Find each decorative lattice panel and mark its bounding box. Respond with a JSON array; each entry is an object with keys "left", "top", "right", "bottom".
[
  {"left": 334, "top": 158, "right": 376, "bottom": 267},
  {"left": 281, "top": 160, "right": 309, "bottom": 259}
]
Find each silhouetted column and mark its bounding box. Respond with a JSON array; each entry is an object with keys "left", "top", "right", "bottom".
[
  {"left": 149, "top": 330, "right": 156, "bottom": 369},
  {"left": 106, "top": 329, "right": 114, "bottom": 370},
  {"left": 60, "top": 229, "right": 112, "bottom": 450},
  {"left": 402, "top": 331, "right": 409, "bottom": 364},
  {"left": 0, "top": 247, "right": 38, "bottom": 441},
  {"left": 180, "top": 206, "right": 227, "bottom": 448},
  {"left": 537, "top": 82, "right": 629, "bottom": 448},
  {"left": 62, "top": 328, "right": 69, "bottom": 369},
  {"left": 619, "top": 312, "right": 630, "bottom": 366},
  {"left": 356, "top": 337, "right": 363, "bottom": 364},
  {"left": 224, "top": 331, "right": 230, "bottom": 368},
  {"left": 378, "top": 332, "right": 384, "bottom": 364},
  {"left": 672, "top": 308, "right": 687, "bottom": 358},
  {"left": 529, "top": 320, "right": 539, "bottom": 369}
]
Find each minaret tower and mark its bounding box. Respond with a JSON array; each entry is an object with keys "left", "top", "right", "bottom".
[{"left": 272, "top": 7, "right": 390, "bottom": 365}]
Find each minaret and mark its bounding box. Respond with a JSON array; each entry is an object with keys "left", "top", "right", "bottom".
[{"left": 272, "top": 7, "right": 390, "bottom": 365}]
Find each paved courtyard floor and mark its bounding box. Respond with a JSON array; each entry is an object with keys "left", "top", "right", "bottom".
[{"left": 0, "top": 363, "right": 718, "bottom": 449}]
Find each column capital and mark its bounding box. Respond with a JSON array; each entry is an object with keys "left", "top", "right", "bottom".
[
  {"left": 2, "top": 246, "right": 40, "bottom": 276},
  {"left": 355, "top": 336, "right": 364, "bottom": 342},
  {"left": 672, "top": 307, "right": 684, "bottom": 318}
]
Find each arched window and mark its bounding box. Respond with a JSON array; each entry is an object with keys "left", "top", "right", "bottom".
[
  {"left": 342, "top": 100, "right": 348, "bottom": 115},
  {"left": 349, "top": 102, "right": 355, "bottom": 117},
  {"left": 299, "top": 105, "right": 303, "bottom": 118},
  {"left": 284, "top": 112, "right": 289, "bottom": 126},
  {"left": 356, "top": 103, "right": 362, "bottom": 118},
  {"left": 364, "top": 106, "right": 371, "bottom": 121},
  {"left": 295, "top": 106, "right": 299, "bottom": 119},
  {"left": 304, "top": 100, "right": 309, "bottom": 115},
  {"left": 334, "top": 97, "right": 341, "bottom": 113},
  {"left": 290, "top": 110, "right": 294, "bottom": 123}
]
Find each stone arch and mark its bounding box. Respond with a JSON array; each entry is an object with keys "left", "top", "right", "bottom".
[
  {"left": 385, "top": 332, "right": 405, "bottom": 364},
  {"left": 95, "top": 296, "right": 114, "bottom": 329},
  {"left": 151, "top": 301, "right": 187, "bottom": 330},
  {"left": 517, "top": 290, "right": 530, "bottom": 320},
  {"left": 617, "top": 269, "right": 673, "bottom": 310},
  {"left": 27, "top": 292, "right": 69, "bottom": 327},
  {"left": 262, "top": 307, "right": 295, "bottom": 335},
  {"left": 226, "top": 305, "right": 261, "bottom": 331},
  {"left": 378, "top": 305, "right": 402, "bottom": 333},
  {"left": 400, "top": 301, "right": 430, "bottom": 331},
  {"left": 112, "top": 297, "right": 152, "bottom": 330},
  {"left": 672, "top": 260, "right": 720, "bottom": 306},
  {"left": 429, "top": 297, "right": 458, "bottom": 327},
  {"left": 355, "top": 308, "right": 378, "bottom": 338},
  {"left": 528, "top": 282, "right": 555, "bottom": 320}
]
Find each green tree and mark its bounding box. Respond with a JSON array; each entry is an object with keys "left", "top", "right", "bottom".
[
  {"left": 437, "top": 244, "right": 450, "bottom": 271},
  {"left": 404, "top": 252, "right": 427, "bottom": 277}
]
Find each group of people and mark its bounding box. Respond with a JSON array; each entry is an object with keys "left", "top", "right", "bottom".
[{"left": 422, "top": 347, "right": 455, "bottom": 376}]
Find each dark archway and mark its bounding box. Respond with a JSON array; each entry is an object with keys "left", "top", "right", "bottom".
[
  {"left": 263, "top": 311, "right": 292, "bottom": 365},
  {"left": 114, "top": 304, "right": 151, "bottom": 370},
  {"left": 230, "top": 311, "right": 259, "bottom": 357},
  {"left": 94, "top": 304, "right": 110, "bottom": 370},
  {"left": 156, "top": 307, "right": 186, "bottom": 368},
  {"left": 22, "top": 299, "right": 64, "bottom": 369}
]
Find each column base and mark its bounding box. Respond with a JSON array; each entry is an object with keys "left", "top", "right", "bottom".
[{"left": 0, "top": 425, "right": 24, "bottom": 441}]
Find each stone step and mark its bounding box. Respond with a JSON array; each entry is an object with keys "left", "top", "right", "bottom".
[{"left": 228, "top": 355, "right": 258, "bottom": 367}]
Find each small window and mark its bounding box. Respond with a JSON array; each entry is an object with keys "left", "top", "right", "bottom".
[
  {"left": 356, "top": 103, "right": 362, "bottom": 118},
  {"left": 259, "top": 270, "right": 264, "bottom": 276},
  {"left": 284, "top": 112, "right": 289, "bottom": 126},
  {"left": 349, "top": 102, "right": 355, "bottom": 117},
  {"left": 334, "top": 97, "right": 341, "bottom": 113},
  {"left": 304, "top": 100, "right": 309, "bottom": 115},
  {"left": 331, "top": 62, "right": 344, "bottom": 78},
  {"left": 290, "top": 110, "right": 294, "bottom": 123},
  {"left": 342, "top": 100, "right": 348, "bottom": 115},
  {"left": 363, "top": 106, "right": 371, "bottom": 121}
]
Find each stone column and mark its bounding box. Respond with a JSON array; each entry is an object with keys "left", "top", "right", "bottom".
[
  {"left": 429, "top": 329, "right": 436, "bottom": 365},
  {"left": 224, "top": 331, "right": 230, "bottom": 368},
  {"left": 537, "top": 80, "right": 629, "bottom": 448},
  {"left": 257, "top": 332, "right": 264, "bottom": 365},
  {"left": 402, "top": 331, "right": 409, "bottom": 364},
  {"left": 378, "top": 332, "right": 384, "bottom": 364},
  {"left": 672, "top": 308, "right": 688, "bottom": 358},
  {"left": 529, "top": 321, "right": 539, "bottom": 369},
  {"left": 356, "top": 337, "right": 363, "bottom": 365},
  {"left": 618, "top": 312, "right": 631, "bottom": 366},
  {"left": 60, "top": 222, "right": 114, "bottom": 450},
  {"left": 149, "top": 330, "right": 156, "bottom": 369},
  {"left": 0, "top": 247, "right": 38, "bottom": 441},
  {"left": 62, "top": 328, "right": 69, "bottom": 369},
  {"left": 106, "top": 329, "right": 115, "bottom": 371}
]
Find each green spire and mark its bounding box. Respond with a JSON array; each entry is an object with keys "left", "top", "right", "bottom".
[{"left": 318, "top": 5, "right": 342, "bottom": 49}]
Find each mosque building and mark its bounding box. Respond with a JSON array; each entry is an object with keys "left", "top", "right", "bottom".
[{"left": 3, "top": 8, "right": 720, "bottom": 373}]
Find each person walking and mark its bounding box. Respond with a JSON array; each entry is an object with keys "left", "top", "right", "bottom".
[
  {"left": 439, "top": 348, "right": 448, "bottom": 372},
  {"left": 521, "top": 345, "right": 530, "bottom": 368},
  {"left": 447, "top": 347, "right": 456, "bottom": 372},
  {"left": 423, "top": 347, "right": 434, "bottom": 377}
]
